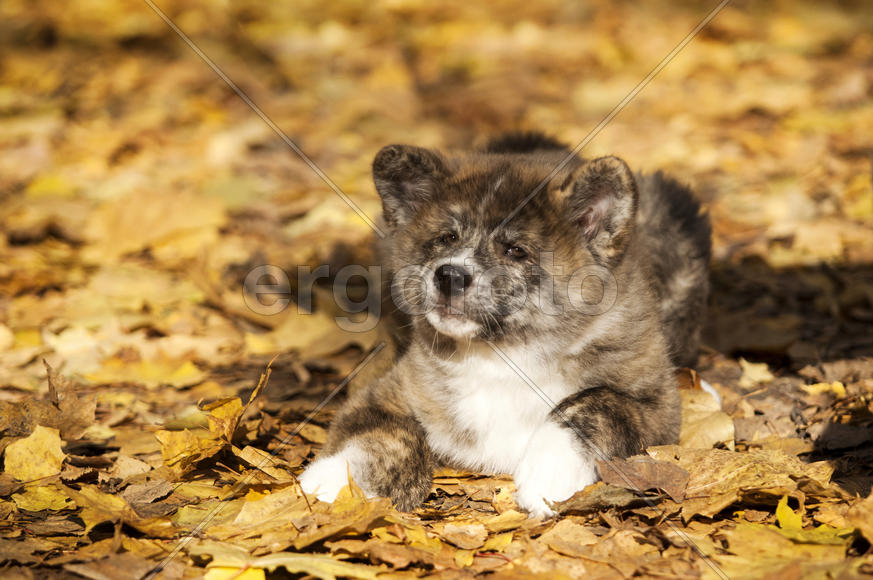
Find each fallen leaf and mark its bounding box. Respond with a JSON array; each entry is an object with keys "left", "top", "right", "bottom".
[
  {"left": 800, "top": 381, "right": 847, "bottom": 398},
  {"left": 553, "top": 482, "right": 652, "bottom": 515},
  {"left": 775, "top": 495, "right": 802, "bottom": 530},
  {"left": 0, "top": 364, "right": 96, "bottom": 440},
  {"left": 484, "top": 509, "right": 527, "bottom": 533},
  {"left": 679, "top": 389, "right": 735, "bottom": 450},
  {"left": 738, "top": 358, "right": 775, "bottom": 390},
  {"left": 64, "top": 552, "right": 155, "bottom": 580},
  {"left": 439, "top": 522, "right": 487, "bottom": 550},
  {"left": 647, "top": 446, "right": 834, "bottom": 520},
  {"left": 3, "top": 425, "right": 65, "bottom": 480},
  {"left": 191, "top": 541, "right": 383, "bottom": 580},
  {"left": 12, "top": 484, "right": 75, "bottom": 511},
  {"left": 538, "top": 519, "right": 599, "bottom": 557},
  {"left": 846, "top": 491, "right": 873, "bottom": 544},
  {"left": 597, "top": 455, "right": 690, "bottom": 502},
  {"left": 154, "top": 429, "right": 224, "bottom": 476}
]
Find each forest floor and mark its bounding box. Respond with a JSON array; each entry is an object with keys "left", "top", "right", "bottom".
[{"left": 1, "top": 0, "right": 872, "bottom": 578}]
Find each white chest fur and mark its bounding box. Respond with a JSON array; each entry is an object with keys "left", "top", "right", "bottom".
[{"left": 419, "top": 343, "right": 574, "bottom": 474}]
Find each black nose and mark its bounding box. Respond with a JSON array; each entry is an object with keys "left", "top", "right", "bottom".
[{"left": 434, "top": 264, "right": 472, "bottom": 297}]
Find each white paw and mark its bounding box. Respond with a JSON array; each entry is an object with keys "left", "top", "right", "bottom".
[
  {"left": 513, "top": 421, "right": 598, "bottom": 518},
  {"left": 299, "top": 443, "right": 369, "bottom": 503}
]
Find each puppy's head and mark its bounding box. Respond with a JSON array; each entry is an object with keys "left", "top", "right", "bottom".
[{"left": 373, "top": 144, "right": 637, "bottom": 342}]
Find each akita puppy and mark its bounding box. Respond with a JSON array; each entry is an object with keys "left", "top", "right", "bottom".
[{"left": 300, "top": 132, "right": 711, "bottom": 516}]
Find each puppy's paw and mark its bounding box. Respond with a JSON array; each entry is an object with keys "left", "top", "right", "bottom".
[
  {"left": 513, "top": 421, "right": 598, "bottom": 518},
  {"left": 299, "top": 443, "right": 370, "bottom": 503}
]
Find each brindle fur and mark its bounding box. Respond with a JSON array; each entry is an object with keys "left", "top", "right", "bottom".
[{"left": 311, "top": 132, "right": 711, "bottom": 511}]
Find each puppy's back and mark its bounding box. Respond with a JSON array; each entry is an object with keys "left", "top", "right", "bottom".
[{"left": 635, "top": 171, "right": 711, "bottom": 367}]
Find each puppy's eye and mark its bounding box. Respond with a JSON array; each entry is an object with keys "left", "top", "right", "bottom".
[
  {"left": 506, "top": 245, "right": 528, "bottom": 260},
  {"left": 439, "top": 232, "right": 458, "bottom": 245}
]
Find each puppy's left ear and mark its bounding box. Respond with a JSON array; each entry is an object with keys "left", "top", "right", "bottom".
[{"left": 565, "top": 156, "right": 638, "bottom": 264}]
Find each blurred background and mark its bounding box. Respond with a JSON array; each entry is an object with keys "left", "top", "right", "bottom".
[
  {"left": 1, "top": 4, "right": 873, "bottom": 575},
  {"left": 0, "top": 0, "right": 872, "bottom": 388}
]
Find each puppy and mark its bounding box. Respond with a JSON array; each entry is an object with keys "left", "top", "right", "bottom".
[{"left": 300, "top": 132, "right": 711, "bottom": 516}]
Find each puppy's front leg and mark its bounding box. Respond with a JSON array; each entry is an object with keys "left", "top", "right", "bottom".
[
  {"left": 299, "top": 372, "right": 434, "bottom": 511},
  {"left": 514, "top": 385, "right": 677, "bottom": 517}
]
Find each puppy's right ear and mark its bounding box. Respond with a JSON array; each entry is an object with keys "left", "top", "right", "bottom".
[{"left": 373, "top": 145, "right": 448, "bottom": 229}]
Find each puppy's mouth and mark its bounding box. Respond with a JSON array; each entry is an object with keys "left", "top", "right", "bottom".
[{"left": 426, "top": 304, "right": 481, "bottom": 339}]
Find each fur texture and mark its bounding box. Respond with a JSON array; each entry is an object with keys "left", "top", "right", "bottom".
[{"left": 300, "top": 131, "right": 711, "bottom": 516}]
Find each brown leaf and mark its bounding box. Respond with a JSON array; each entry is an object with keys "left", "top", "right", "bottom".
[
  {"left": 552, "top": 481, "right": 653, "bottom": 515},
  {"left": 597, "top": 455, "right": 690, "bottom": 502},
  {"left": 328, "top": 538, "right": 436, "bottom": 568},
  {"left": 0, "top": 363, "right": 95, "bottom": 441},
  {"left": 847, "top": 491, "right": 873, "bottom": 544},
  {"left": 647, "top": 446, "right": 834, "bottom": 520},
  {"left": 64, "top": 552, "right": 155, "bottom": 580},
  {"left": 439, "top": 522, "right": 487, "bottom": 549},
  {"left": 0, "top": 473, "right": 23, "bottom": 496},
  {"left": 120, "top": 480, "right": 173, "bottom": 506}
]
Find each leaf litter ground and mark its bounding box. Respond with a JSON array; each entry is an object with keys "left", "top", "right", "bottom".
[{"left": 1, "top": 0, "right": 873, "bottom": 578}]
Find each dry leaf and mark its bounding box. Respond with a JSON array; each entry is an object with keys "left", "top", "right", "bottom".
[
  {"left": 154, "top": 429, "right": 224, "bottom": 476},
  {"left": 597, "top": 455, "right": 690, "bottom": 502},
  {"left": 738, "top": 358, "right": 776, "bottom": 390},
  {"left": 846, "top": 491, "right": 873, "bottom": 544},
  {"left": 679, "top": 389, "right": 736, "bottom": 450},
  {"left": 3, "top": 425, "right": 65, "bottom": 480},
  {"left": 538, "top": 520, "right": 599, "bottom": 557},
  {"left": 439, "top": 522, "right": 487, "bottom": 550}
]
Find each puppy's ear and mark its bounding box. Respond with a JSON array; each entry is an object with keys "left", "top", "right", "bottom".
[
  {"left": 373, "top": 145, "right": 448, "bottom": 229},
  {"left": 565, "top": 156, "right": 638, "bottom": 264}
]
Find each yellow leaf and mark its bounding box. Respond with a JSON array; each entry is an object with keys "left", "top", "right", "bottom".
[
  {"left": 13, "top": 328, "right": 42, "bottom": 348},
  {"left": 3, "top": 425, "right": 66, "bottom": 480},
  {"left": 155, "top": 429, "right": 224, "bottom": 474},
  {"left": 82, "top": 189, "right": 226, "bottom": 264},
  {"left": 204, "top": 567, "right": 265, "bottom": 580},
  {"left": 770, "top": 524, "right": 855, "bottom": 545},
  {"left": 843, "top": 173, "right": 873, "bottom": 220},
  {"left": 193, "top": 542, "right": 382, "bottom": 580},
  {"left": 230, "top": 486, "right": 308, "bottom": 530},
  {"left": 232, "top": 445, "right": 295, "bottom": 482},
  {"left": 370, "top": 526, "right": 403, "bottom": 544},
  {"left": 539, "top": 520, "right": 599, "bottom": 557},
  {"left": 296, "top": 423, "right": 327, "bottom": 444},
  {"left": 481, "top": 531, "right": 514, "bottom": 552},
  {"left": 801, "top": 382, "right": 846, "bottom": 398},
  {"left": 454, "top": 549, "right": 475, "bottom": 567},
  {"left": 253, "top": 553, "right": 382, "bottom": 580},
  {"left": 165, "top": 360, "right": 207, "bottom": 387},
  {"left": 244, "top": 332, "right": 277, "bottom": 355},
  {"left": 26, "top": 173, "right": 77, "bottom": 198},
  {"left": 776, "top": 495, "right": 802, "bottom": 530},
  {"left": 404, "top": 525, "right": 445, "bottom": 552},
  {"left": 738, "top": 358, "right": 775, "bottom": 390},
  {"left": 244, "top": 489, "right": 268, "bottom": 502},
  {"left": 205, "top": 397, "right": 244, "bottom": 442},
  {"left": 484, "top": 509, "right": 526, "bottom": 533},
  {"left": 12, "top": 485, "right": 75, "bottom": 511},
  {"left": 248, "top": 311, "right": 362, "bottom": 358},
  {"left": 87, "top": 356, "right": 207, "bottom": 389},
  {"left": 331, "top": 475, "right": 368, "bottom": 513}
]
